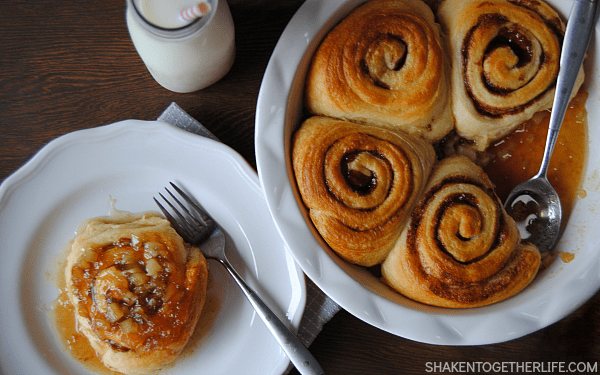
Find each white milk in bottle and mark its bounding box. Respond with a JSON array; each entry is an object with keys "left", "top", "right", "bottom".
[{"left": 126, "top": 0, "right": 235, "bottom": 93}]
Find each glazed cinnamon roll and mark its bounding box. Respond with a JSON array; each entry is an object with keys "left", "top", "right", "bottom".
[
  {"left": 65, "top": 210, "right": 208, "bottom": 374},
  {"left": 293, "top": 116, "right": 436, "bottom": 266},
  {"left": 381, "top": 155, "right": 541, "bottom": 308},
  {"left": 305, "top": 0, "right": 453, "bottom": 142},
  {"left": 438, "top": 0, "right": 585, "bottom": 150}
]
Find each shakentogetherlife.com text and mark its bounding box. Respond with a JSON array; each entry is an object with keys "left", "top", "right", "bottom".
[{"left": 425, "top": 361, "right": 598, "bottom": 373}]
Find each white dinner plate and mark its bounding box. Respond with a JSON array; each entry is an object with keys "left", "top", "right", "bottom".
[
  {"left": 255, "top": 0, "right": 600, "bottom": 345},
  {"left": 0, "top": 120, "right": 306, "bottom": 374}
]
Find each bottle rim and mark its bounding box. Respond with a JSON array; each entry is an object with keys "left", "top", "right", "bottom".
[{"left": 128, "top": 0, "right": 216, "bottom": 39}]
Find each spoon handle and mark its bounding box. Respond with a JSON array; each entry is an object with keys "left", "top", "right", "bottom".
[{"left": 538, "top": 0, "right": 598, "bottom": 178}]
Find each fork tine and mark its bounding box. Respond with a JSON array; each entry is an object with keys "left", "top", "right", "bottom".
[
  {"left": 169, "top": 182, "right": 215, "bottom": 227},
  {"left": 154, "top": 196, "right": 196, "bottom": 242},
  {"left": 155, "top": 183, "right": 215, "bottom": 244},
  {"left": 162, "top": 189, "right": 205, "bottom": 232},
  {"left": 157, "top": 190, "right": 200, "bottom": 238}
]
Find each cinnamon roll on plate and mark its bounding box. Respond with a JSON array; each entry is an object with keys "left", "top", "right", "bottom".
[
  {"left": 382, "top": 155, "right": 541, "bottom": 308},
  {"left": 305, "top": 0, "right": 453, "bottom": 142},
  {"left": 293, "top": 116, "right": 436, "bottom": 266},
  {"left": 65, "top": 209, "right": 208, "bottom": 374},
  {"left": 438, "top": 0, "right": 585, "bottom": 150}
]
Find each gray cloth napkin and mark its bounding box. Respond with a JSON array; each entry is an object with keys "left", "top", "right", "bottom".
[{"left": 157, "top": 102, "right": 341, "bottom": 350}]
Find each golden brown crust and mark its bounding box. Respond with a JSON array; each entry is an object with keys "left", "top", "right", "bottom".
[
  {"left": 437, "top": 0, "right": 584, "bottom": 150},
  {"left": 65, "top": 210, "right": 208, "bottom": 374},
  {"left": 293, "top": 116, "right": 436, "bottom": 266},
  {"left": 381, "top": 155, "right": 541, "bottom": 308},
  {"left": 305, "top": 0, "right": 453, "bottom": 142}
]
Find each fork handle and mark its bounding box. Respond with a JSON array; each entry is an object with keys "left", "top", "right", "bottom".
[{"left": 220, "top": 259, "right": 327, "bottom": 375}]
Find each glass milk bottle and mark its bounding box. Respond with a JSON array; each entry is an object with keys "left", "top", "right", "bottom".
[{"left": 126, "top": 0, "right": 235, "bottom": 93}]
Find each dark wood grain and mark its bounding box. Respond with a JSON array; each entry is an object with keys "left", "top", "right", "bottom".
[{"left": 2, "top": 1, "right": 600, "bottom": 374}]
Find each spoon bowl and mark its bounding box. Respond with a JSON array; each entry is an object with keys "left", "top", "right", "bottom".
[
  {"left": 503, "top": 0, "right": 597, "bottom": 252},
  {"left": 504, "top": 175, "right": 562, "bottom": 252}
]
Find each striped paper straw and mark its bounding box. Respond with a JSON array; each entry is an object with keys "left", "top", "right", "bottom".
[{"left": 179, "top": 1, "right": 211, "bottom": 23}]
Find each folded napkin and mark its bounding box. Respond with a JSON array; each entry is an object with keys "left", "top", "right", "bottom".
[{"left": 157, "top": 103, "right": 341, "bottom": 350}]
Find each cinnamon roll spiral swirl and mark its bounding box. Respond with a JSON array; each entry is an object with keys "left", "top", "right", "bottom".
[
  {"left": 382, "top": 155, "right": 541, "bottom": 308},
  {"left": 65, "top": 210, "right": 208, "bottom": 374},
  {"left": 305, "top": 0, "right": 453, "bottom": 142},
  {"left": 293, "top": 116, "right": 436, "bottom": 266},
  {"left": 438, "top": 0, "right": 585, "bottom": 150}
]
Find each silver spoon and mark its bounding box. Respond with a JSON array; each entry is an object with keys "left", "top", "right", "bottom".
[{"left": 504, "top": 0, "right": 598, "bottom": 252}]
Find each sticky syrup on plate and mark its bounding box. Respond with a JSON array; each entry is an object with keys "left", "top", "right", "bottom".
[
  {"left": 51, "top": 249, "right": 221, "bottom": 374},
  {"left": 483, "top": 90, "right": 588, "bottom": 229},
  {"left": 370, "top": 92, "right": 587, "bottom": 278}
]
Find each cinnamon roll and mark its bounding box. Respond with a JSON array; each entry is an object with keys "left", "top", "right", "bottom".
[
  {"left": 65, "top": 210, "right": 208, "bottom": 374},
  {"left": 305, "top": 0, "right": 453, "bottom": 142},
  {"left": 381, "top": 155, "right": 541, "bottom": 308},
  {"left": 438, "top": 0, "right": 585, "bottom": 150},
  {"left": 293, "top": 116, "right": 436, "bottom": 266}
]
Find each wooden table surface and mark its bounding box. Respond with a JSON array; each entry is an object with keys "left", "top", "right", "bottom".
[{"left": 1, "top": 1, "right": 599, "bottom": 374}]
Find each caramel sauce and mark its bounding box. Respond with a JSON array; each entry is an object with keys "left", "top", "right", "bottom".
[
  {"left": 52, "top": 253, "right": 120, "bottom": 375},
  {"left": 52, "top": 271, "right": 221, "bottom": 374},
  {"left": 342, "top": 152, "right": 378, "bottom": 195},
  {"left": 560, "top": 251, "right": 575, "bottom": 263},
  {"left": 51, "top": 244, "right": 221, "bottom": 374},
  {"left": 483, "top": 90, "right": 588, "bottom": 226},
  {"left": 369, "top": 91, "right": 587, "bottom": 279}
]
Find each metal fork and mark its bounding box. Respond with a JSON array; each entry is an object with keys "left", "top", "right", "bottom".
[{"left": 155, "top": 182, "right": 326, "bottom": 375}]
